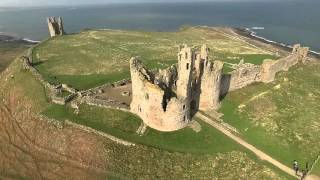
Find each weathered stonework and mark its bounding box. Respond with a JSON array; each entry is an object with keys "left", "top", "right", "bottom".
[
  {"left": 130, "top": 45, "right": 224, "bottom": 131},
  {"left": 199, "top": 60, "right": 224, "bottom": 110},
  {"left": 260, "top": 44, "right": 309, "bottom": 83},
  {"left": 221, "top": 44, "right": 309, "bottom": 94},
  {"left": 47, "top": 17, "right": 65, "bottom": 37}
]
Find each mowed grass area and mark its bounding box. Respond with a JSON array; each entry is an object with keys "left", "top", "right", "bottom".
[
  {"left": 219, "top": 61, "right": 320, "bottom": 174},
  {"left": 32, "top": 27, "right": 277, "bottom": 90}
]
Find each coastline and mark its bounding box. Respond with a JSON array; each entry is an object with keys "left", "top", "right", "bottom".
[
  {"left": 234, "top": 27, "right": 320, "bottom": 58},
  {"left": 0, "top": 32, "right": 39, "bottom": 45},
  {"left": 1, "top": 27, "right": 319, "bottom": 59}
]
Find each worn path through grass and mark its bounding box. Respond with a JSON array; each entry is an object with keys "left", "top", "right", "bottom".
[{"left": 196, "top": 112, "right": 299, "bottom": 179}]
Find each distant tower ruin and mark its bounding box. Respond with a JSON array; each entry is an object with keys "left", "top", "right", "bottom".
[{"left": 47, "top": 17, "right": 65, "bottom": 37}]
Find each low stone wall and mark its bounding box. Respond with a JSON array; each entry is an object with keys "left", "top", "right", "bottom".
[
  {"left": 81, "top": 79, "right": 131, "bottom": 96},
  {"left": 80, "top": 96, "right": 130, "bottom": 112},
  {"left": 51, "top": 93, "right": 78, "bottom": 105},
  {"left": 37, "top": 115, "right": 65, "bottom": 130}
]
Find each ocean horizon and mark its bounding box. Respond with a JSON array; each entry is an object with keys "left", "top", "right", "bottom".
[{"left": 0, "top": 1, "right": 319, "bottom": 50}]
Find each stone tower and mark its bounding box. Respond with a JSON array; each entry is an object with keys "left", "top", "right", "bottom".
[
  {"left": 176, "top": 45, "right": 194, "bottom": 98},
  {"left": 130, "top": 57, "right": 191, "bottom": 132},
  {"left": 47, "top": 17, "right": 65, "bottom": 37},
  {"left": 199, "top": 60, "right": 224, "bottom": 110}
]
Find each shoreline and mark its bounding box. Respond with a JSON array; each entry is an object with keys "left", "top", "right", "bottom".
[
  {"left": 0, "top": 32, "right": 39, "bottom": 44},
  {"left": 234, "top": 27, "right": 320, "bottom": 58}
]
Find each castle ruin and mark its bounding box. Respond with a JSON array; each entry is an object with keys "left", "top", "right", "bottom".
[
  {"left": 47, "top": 17, "right": 65, "bottom": 37},
  {"left": 130, "top": 45, "right": 224, "bottom": 131},
  {"left": 130, "top": 44, "right": 309, "bottom": 132}
]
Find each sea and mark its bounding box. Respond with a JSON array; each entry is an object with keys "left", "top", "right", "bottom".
[{"left": 0, "top": 0, "right": 319, "bottom": 51}]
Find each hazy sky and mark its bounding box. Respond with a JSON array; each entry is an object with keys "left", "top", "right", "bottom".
[{"left": 0, "top": 0, "right": 292, "bottom": 7}]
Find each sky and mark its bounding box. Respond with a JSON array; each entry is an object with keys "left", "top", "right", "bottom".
[{"left": 0, "top": 0, "right": 293, "bottom": 7}]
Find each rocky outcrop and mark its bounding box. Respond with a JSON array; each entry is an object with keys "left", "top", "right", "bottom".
[{"left": 47, "top": 17, "right": 65, "bottom": 37}]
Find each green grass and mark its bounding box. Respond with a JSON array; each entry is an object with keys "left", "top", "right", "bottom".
[
  {"left": 39, "top": 71, "right": 129, "bottom": 90},
  {"left": 32, "top": 27, "right": 276, "bottom": 90},
  {"left": 0, "top": 59, "right": 50, "bottom": 111},
  {"left": 311, "top": 156, "right": 320, "bottom": 176},
  {"left": 43, "top": 104, "right": 243, "bottom": 154},
  {"left": 219, "top": 62, "right": 320, "bottom": 172},
  {"left": 0, "top": 41, "right": 30, "bottom": 72},
  {"left": 41, "top": 103, "right": 292, "bottom": 179}
]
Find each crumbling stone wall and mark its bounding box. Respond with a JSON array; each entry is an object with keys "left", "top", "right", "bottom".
[
  {"left": 260, "top": 44, "right": 309, "bottom": 83},
  {"left": 47, "top": 17, "right": 65, "bottom": 37},
  {"left": 220, "top": 44, "right": 309, "bottom": 94},
  {"left": 22, "top": 46, "right": 78, "bottom": 105},
  {"left": 227, "top": 63, "right": 261, "bottom": 92}
]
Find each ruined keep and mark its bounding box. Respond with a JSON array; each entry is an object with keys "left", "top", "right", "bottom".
[
  {"left": 47, "top": 17, "right": 65, "bottom": 37},
  {"left": 130, "top": 44, "right": 309, "bottom": 132},
  {"left": 130, "top": 45, "right": 224, "bottom": 131}
]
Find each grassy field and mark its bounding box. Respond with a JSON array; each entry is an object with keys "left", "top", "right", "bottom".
[
  {"left": 32, "top": 27, "right": 277, "bottom": 90},
  {"left": 219, "top": 61, "right": 320, "bottom": 175},
  {"left": 42, "top": 104, "right": 291, "bottom": 179},
  {"left": 0, "top": 57, "right": 290, "bottom": 179},
  {"left": 43, "top": 104, "right": 243, "bottom": 154}
]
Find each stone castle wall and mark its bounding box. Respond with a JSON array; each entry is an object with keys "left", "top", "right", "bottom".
[
  {"left": 130, "top": 57, "right": 190, "bottom": 132},
  {"left": 260, "top": 44, "right": 309, "bottom": 83},
  {"left": 221, "top": 44, "right": 309, "bottom": 95}
]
